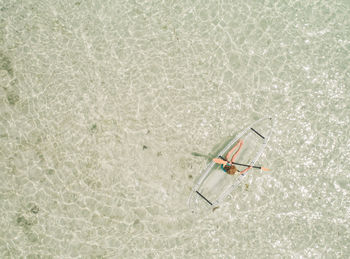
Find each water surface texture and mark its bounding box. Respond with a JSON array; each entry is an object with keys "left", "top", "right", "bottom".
[{"left": 1, "top": 0, "right": 349, "bottom": 258}]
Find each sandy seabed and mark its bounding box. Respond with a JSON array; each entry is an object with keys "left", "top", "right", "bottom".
[{"left": 0, "top": 0, "right": 349, "bottom": 258}]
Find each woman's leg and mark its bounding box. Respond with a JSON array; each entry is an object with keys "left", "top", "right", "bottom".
[
  {"left": 230, "top": 140, "right": 243, "bottom": 163},
  {"left": 225, "top": 140, "right": 243, "bottom": 161}
]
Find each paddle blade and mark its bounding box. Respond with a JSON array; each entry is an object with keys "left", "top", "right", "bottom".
[{"left": 261, "top": 167, "right": 271, "bottom": 171}]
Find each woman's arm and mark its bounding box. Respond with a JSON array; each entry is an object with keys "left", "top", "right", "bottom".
[
  {"left": 213, "top": 157, "right": 227, "bottom": 165},
  {"left": 240, "top": 166, "right": 252, "bottom": 175}
]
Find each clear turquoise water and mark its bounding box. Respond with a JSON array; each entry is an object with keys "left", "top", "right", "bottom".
[{"left": 0, "top": 0, "right": 349, "bottom": 258}]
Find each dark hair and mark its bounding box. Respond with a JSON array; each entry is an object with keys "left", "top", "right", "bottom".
[{"left": 223, "top": 165, "right": 237, "bottom": 175}]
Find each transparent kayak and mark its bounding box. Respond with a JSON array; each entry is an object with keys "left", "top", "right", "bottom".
[{"left": 188, "top": 117, "right": 273, "bottom": 211}]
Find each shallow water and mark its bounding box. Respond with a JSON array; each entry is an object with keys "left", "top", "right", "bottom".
[{"left": 0, "top": 0, "right": 349, "bottom": 258}]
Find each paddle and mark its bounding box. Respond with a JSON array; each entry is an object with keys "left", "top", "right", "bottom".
[
  {"left": 215, "top": 156, "right": 271, "bottom": 171},
  {"left": 231, "top": 162, "right": 270, "bottom": 171}
]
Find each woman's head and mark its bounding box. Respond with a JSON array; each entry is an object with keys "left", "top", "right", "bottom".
[{"left": 223, "top": 165, "right": 237, "bottom": 175}]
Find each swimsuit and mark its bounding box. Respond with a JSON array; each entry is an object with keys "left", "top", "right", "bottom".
[
  {"left": 219, "top": 156, "right": 230, "bottom": 172},
  {"left": 221, "top": 163, "right": 231, "bottom": 172},
  {"left": 220, "top": 160, "right": 240, "bottom": 173}
]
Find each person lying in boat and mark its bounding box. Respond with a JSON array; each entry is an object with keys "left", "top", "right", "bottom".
[{"left": 212, "top": 140, "right": 252, "bottom": 175}]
